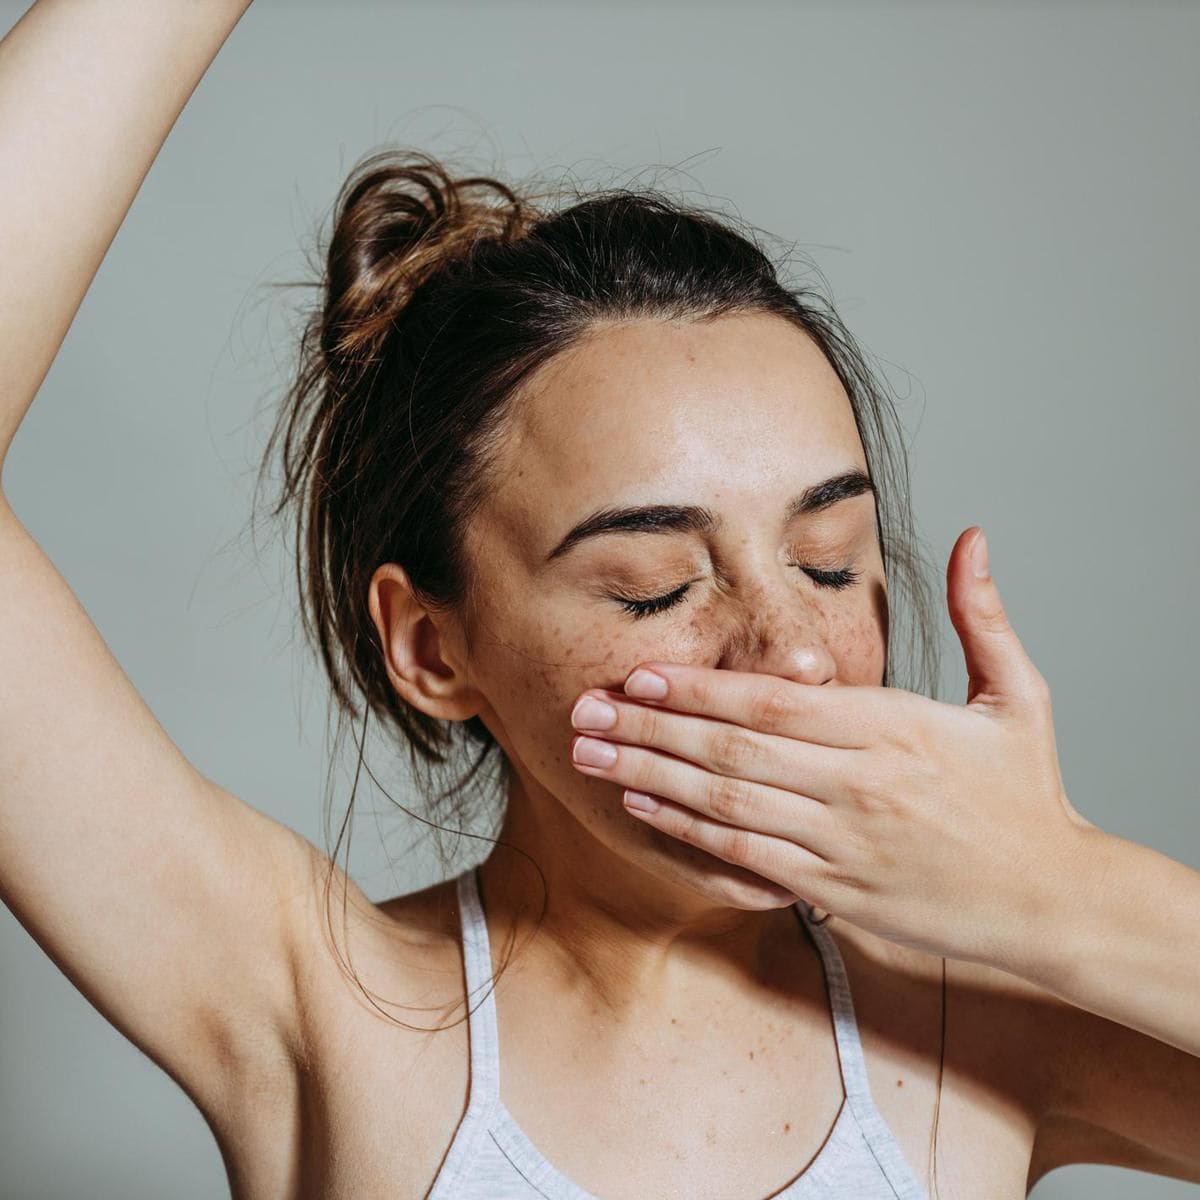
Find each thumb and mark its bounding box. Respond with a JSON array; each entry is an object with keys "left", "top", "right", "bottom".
[{"left": 948, "top": 526, "right": 1043, "bottom": 709}]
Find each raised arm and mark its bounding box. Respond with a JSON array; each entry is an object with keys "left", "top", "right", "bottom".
[
  {"left": 1, "top": 0, "right": 249, "bottom": 453},
  {"left": 0, "top": 0, "right": 350, "bottom": 1123}
]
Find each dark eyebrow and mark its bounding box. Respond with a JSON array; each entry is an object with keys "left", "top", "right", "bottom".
[{"left": 544, "top": 468, "right": 875, "bottom": 563}]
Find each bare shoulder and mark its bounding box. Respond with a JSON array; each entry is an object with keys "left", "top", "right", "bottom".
[
  {"left": 833, "top": 914, "right": 1072, "bottom": 1101},
  {"left": 826, "top": 916, "right": 1073, "bottom": 1195},
  {"left": 205, "top": 860, "right": 472, "bottom": 1198},
  {"left": 288, "top": 862, "right": 467, "bottom": 1051}
]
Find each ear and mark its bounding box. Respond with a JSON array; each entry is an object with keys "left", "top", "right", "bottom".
[{"left": 367, "top": 562, "right": 483, "bottom": 722}]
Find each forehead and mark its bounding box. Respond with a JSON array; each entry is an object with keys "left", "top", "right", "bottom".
[{"left": 481, "top": 312, "right": 864, "bottom": 561}]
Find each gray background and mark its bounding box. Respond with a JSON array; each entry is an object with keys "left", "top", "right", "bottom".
[{"left": 1, "top": 0, "right": 1197, "bottom": 1196}]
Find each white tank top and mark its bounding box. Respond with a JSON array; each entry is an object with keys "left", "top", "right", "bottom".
[{"left": 426, "top": 864, "right": 929, "bottom": 1199}]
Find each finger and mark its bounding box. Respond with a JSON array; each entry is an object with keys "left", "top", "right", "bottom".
[
  {"left": 621, "top": 786, "right": 828, "bottom": 893},
  {"left": 570, "top": 733, "right": 839, "bottom": 854},
  {"left": 575, "top": 688, "right": 860, "bottom": 799},
  {"left": 621, "top": 661, "right": 895, "bottom": 749}
]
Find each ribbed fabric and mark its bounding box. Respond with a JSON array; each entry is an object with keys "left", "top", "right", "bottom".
[{"left": 426, "top": 865, "right": 929, "bottom": 1199}]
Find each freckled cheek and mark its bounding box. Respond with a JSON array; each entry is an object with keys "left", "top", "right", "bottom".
[
  {"left": 480, "top": 606, "right": 706, "bottom": 773},
  {"left": 509, "top": 605, "right": 699, "bottom": 697},
  {"left": 828, "top": 601, "right": 888, "bottom": 685},
  {"left": 467, "top": 609, "right": 622, "bottom": 746}
]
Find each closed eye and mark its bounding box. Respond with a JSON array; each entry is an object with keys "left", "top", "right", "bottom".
[{"left": 613, "top": 564, "right": 862, "bottom": 620}]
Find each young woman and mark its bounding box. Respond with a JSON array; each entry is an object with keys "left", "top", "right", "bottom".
[{"left": 1, "top": 3, "right": 1197, "bottom": 1198}]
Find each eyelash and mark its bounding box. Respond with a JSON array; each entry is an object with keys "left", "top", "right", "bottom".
[{"left": 615, "top": 565, "right": 862, "bottom": 620}]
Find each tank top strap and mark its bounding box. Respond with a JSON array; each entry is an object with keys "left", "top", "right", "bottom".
[
  {"left": 424, "top": 868, "right": 504, "bottom": 1200},
  {"left": 455, "top": 865, "right": 502, "bottom": 1112},
  {"left": 794, "top": 899, "right": 923, "bottom": 1191},
  {"left": 793, "top": 901, "right": 876, "bottom": 1113}
]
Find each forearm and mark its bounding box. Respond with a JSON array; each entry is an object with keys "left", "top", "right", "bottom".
[
  {"left": 0, "top": 0, "right": 253, "bottom": 468},
  {"left": 1019, "top": 827, "right": 1200, "bottom": 1058}
]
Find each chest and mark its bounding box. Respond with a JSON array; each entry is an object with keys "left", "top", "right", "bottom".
[{"left": 216, "top": 930, "right": 1040, "bottom": 1199}]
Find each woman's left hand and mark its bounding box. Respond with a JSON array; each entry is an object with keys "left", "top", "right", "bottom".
[{"left": 568, "top": 526, "right": 1100, "bottom": 970}]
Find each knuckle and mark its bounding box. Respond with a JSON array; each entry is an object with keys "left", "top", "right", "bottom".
[
  {"left": 751, "top": 682, "right": 795, "bottom": 735},
  {"left": 1016, "top": 672, "right": 1054, "bottom": 731},
  {"left": 982, "top": 612, "right": 1011, "bottom": 636},
  {"left": 978, "top": 599, "right": 1011, "bottom": 636},
  {"left": 871, "top": 787, "right": 907, "bottom": 823},
  {"left": 709, "top": 727, "right": 758, "bottom": 775},
  {"left": 899, "top": 718, "right": 935, "bottom": 760},
  {"left": 722, "top": 825, "right": 755, "bottom": 867},
  {"left": 852, "top": 765, "right": 908, "bottom": 819},
  {"left": 844, "top": 769, "right": 878, "bottom": 808},
  {"left": 639, "top": 705, "right": 665, "bottom": 746},
  {"left": 708, "top": 772, "right": 752, "bottom": 824},
  {"left": 819, "top": 860, "right": 859, "bottom": 896}
]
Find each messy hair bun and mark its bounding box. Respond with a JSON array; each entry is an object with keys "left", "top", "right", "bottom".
[{"left": 319, "top": 149, "right": 537, "bottom": 389}]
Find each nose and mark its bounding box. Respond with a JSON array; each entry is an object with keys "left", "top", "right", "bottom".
[{"left": 714, "top": 573, "right": 838, "bottom": 685}]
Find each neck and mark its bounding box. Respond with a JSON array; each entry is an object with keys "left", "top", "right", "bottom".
[{"left": 474, "top": 771, "right": 815, "bottom": 1019}]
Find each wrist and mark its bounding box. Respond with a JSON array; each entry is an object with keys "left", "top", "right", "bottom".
[{"left": 1002, "top": 823, "right": 1116, "bottom": 996}]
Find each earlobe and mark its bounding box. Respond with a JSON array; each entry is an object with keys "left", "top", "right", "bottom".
[{"left": 367, "top": 563, "right": 482, "bottom": 722}]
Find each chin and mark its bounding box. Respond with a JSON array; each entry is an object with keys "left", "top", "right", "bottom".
[{"left": 652, "top": 833, "right": 803, "bottom": 910}]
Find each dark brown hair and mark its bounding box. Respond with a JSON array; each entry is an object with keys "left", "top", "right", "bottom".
[{"left": 253, "top": 146, "right": 947, "bottom": 1193}]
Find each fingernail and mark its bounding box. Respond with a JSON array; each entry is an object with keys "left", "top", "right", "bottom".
[
  {"left": 571, "top": 696, "right": 617, "bottom": 730},
  {"left": 624, "top": 790, "right": 661, "bottom": 813},
  {"left": 972, "top": 528, "right": 991, "bottom": 579},
  {"left": 625, "top": 668, "right": 667, "bottom": 699},
  {"left": 573, "top": 736, "right": 618, "bottom": 768}
]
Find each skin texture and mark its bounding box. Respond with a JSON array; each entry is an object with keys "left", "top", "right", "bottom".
[{"left": 368, "top": 309, "right": 891, "bottom": 1015}]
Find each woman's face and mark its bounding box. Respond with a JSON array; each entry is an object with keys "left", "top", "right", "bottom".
[{"left": 455, "top": 311, "right": 888, "bottom": 904}]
